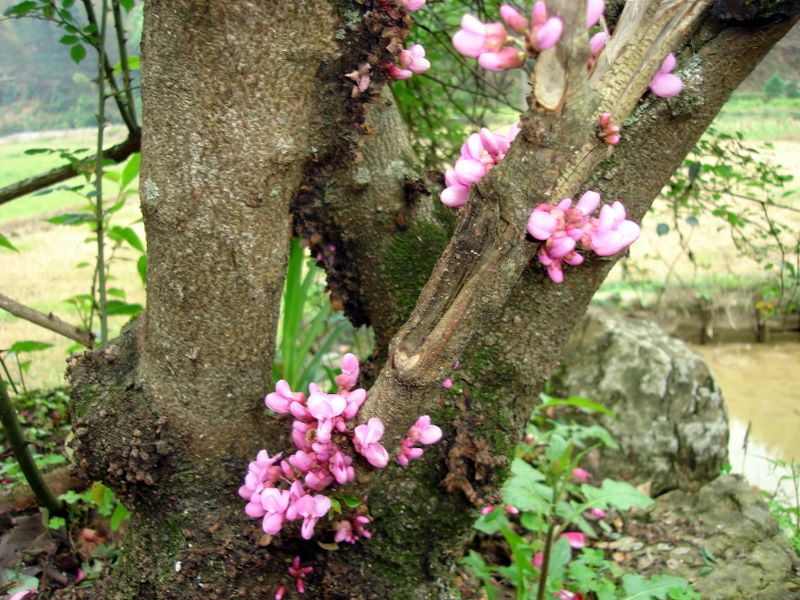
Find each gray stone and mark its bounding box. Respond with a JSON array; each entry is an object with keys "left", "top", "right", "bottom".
[
  {"left": 552, "top": 307, "right": 729, "bottom": 495},
  {"left": 626, "top": 476, "right": 800, "bottom": 600}
]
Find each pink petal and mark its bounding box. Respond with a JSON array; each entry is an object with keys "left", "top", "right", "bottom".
[
  {"left": 576, "top": 190, "right": 601, "bottom": 215},
  {"left": 547, "top": 261, "right": 564, "bottom": 283},
  {"left": 586, "top": 0, "right": 604, "bottom": 28},
  {"left": 527, "top": 210, "right": 558, "bottom": 240},
  {"left": 453, "top": 30, "right": 485, "bottom": 58},
  {"left": 531, "top": 1, "right": 547, "bottom": 27},
  {"left": 589, "top": 31, "right": 607, "bottom": 57},
  {"left": 660, "top": 52, "right": 677, "bottom": 73},
  {"left": 479, "top": 47, "right": 525, "bottom": 71},
  {"left": 649, "top": 72, "right": 682, "bottom": 97},
  {"left": 262, "top": 512, "right": 285, "bottom": 535},
  {"left": 453, "top": 158, "right": 486, "bottom": 185},
  {"left": 500, "top": 4, "right": 529, "bottom": 34},
  {"left": 441, "top": 184, "right": 470, "bottom": 208},
  {"left": 549, "top": 235, "right": 576, "bottom": 259},
  {"left": 561, "top": 532, "right": 585, "bottom": 549},
  {"left": 535, "top": 17, "right": 563, "bottom": 51}
]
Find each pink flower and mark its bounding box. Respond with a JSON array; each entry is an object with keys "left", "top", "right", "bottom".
[
  {"left": 589, "top": 201, "right": 640, "bottom": 256},
  {"left": 504, "top": 505, "right": 519, "bottom": 515},
  {"left": 287, "top": 493, "right": 332, "bottom": 540},
  {"left": 334, "top": 515, "right": 371, "bottom": 544},
  {"left": 532, "top": 551, "right": 543, "bottom": 567},
  {"left": 398, "top": 0, "right": 425, "bottom": 11},
  {"left": 342, "top": 388, "right": 367, "bottom": 420},
  {"left": 265, "top": 380, "right": 305, "bottom": 414},
  {"left": 572, "top": 467, "right": 590, "bottom": 482},
  {"left": 288, "top": 556, "right": 313, "bottom": 594},
  {"left": 442, "top": 378, "right": 453, "bottom": 389},
  {"left": 386, "top": 63, "right": 412, "bottom": 80},
  {"left": 274, "top": 586, "right": 286, "bottom": 600},
  {"left": 335, "top": 353, "right": 360, "bottom": 391},
  {"left": 586, "top": 0, "right": 604, "bottom": 28},
  {"left": 260, "top": 488, "right": 292, "bottom": 535},
  {"left": 481, "top": 505, "right": 495, "bottom": 515},
  {"left": 397, "top": 415, "right": 443, "bottom": 465},
  {"left": 292, "top": 420, "right": 313, "bottom": 451},
  {"left": 554, "top": 591, "right": 582, "bottom": 600},
  {"left": 530, "top": 2, "right": 564, "bottom": 51},
  {"left": 587, "top": 507, "right": 606, "bottom": 520},
  {"left": 398, "top": 44, "right": 431, "bottom": 74},
  {"left": 353, "top": 418, "right": 390, "bottom": 468},
  {"left": 478, "top": 46, "right": 526, "bottom": 71},
  {"left": 598, "top": 112, "right": 620, "bottom": 145},
  {"left": 500, "top": 4, "right": 529, "bottom": 34},
  {"left": 330, "top": 450, "right": 355, "bottom": 485},
  {"left": 453, "top": 14, "right": 489, "bottom": 58},
  {"left": 9, "top": 591, "right": 35, "bottom": 600},
  {"left": 560, "top": 532, "right": 586, "bottom": 549},
  {"left": 649, "top": 53, "right": 682, "bottom": 97}
]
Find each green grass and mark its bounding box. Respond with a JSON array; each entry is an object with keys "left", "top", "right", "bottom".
[
  {"left": 0, "top": 127, "right": 128, "bottom": 224},
  {"left": 714, "top": 94, "right": 800, "bottom": 141}
]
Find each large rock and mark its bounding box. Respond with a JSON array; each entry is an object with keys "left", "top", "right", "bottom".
[
  {"left": 552, "top": 307, "right": 728, "bottom": 495},
  {"left": 625, "top": 476, "right": 800, "bottom": 600}
]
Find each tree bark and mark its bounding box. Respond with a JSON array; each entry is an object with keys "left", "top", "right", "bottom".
[{"left": 67, "top": 1, "right": 800, "bottom": 598}]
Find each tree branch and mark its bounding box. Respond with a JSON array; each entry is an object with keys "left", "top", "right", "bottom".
[
  {"left": 0, "top": 132, "right": 140, "bottom": 207},
  {"left": 0, "top": 293, "right": 94, "bottom": 348}
]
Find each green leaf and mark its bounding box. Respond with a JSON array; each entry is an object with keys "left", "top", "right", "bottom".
[
  {"left": 0, "top": 233, "right": 18, "bottom": 252},
  {"left": 109, "top": 225, "right": 145, "bottom": 252},
  {"left": 59, "top": 490, "right": 83, "bottom": 505},
  {"left": 546, "top": 537, "right": 572, "bottom": 582},
  {"left": 9, "top": 341, "right": 54, "bottom": 353},
  {"left": 48, "top": 516, "right": 67, "bottom": 530},
  {"left": 107, "top": 287, "right": 126, "bottom": 299},
  {"left": 121, "top": 153, "right": 140, "bottom": 190},
  {"left": 620, "top": 574, "right": 693, "bottom": 600},
  {"left": 4, "top": 1, "right": 37, "bottom": 17},
  {"left": 539, "top": 395, "right": 615, "bottom": 417},
  {"left": 473, "top": 508, "right": 510, "bottom": 535},
  {"left": 70, "top": 43, "right": 87, "bottom": 64},
  {"left": 581, "top": 480, "right": 654, "bottom": 511},
  {"left": 105, "top": 300, "right": 143, "bottom": 316},
  {"left": 137, "top": 255, "right": 148, "bottom": 286},
  {"left": 119, "top": 0, "right": 135, "bottom": 12},
  {"left": 23, "top": 148, "right": 54, "bottom": 155},
  {"left": 110, "top": 502, "right": 131, "bottom": 532},
  {"left": 47, "top": 212, "right": 96, "bottom": 226},
  {"left": 328, "top": 498, "right": 341, "bottom": 516},
  {"left": 127, "top": 55, "right": 140, "bottom": 69},
  {"left": 501, "top": 459, "right": 550, "bottom": 513},
  {"left": 339, "top": 494, "right": 361, "bottom": 509},
  {"left": 59, "top": 34, "right": 79, "bottom": 45}
]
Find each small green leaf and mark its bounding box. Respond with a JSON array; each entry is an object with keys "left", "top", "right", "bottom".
[
  {"left": 105, "top": 300, "right": 143, "bottom": 316},
  {"left": 119, "top": 0, "right": 134, "bottom": 12},
  {"left": 621, "top": 574, "right": 693, "bottom": 600},
  {"left": 47, "top": 212, "right": 96, "bottom": 226},
  {"left": 120, "top": 153, "right": 140, "bottom": 190},
  {"left": 581, "top": 479, "right": 654, "bottom": 511},
  {"left": 48, "top": 516, "right": 67, "bottom": 530},
  {"left": 0, "top": 233, "right": 18, "bottom": 252},
  {"left": 328, "top": 498, "right": 341, "bottom": 516},
  {"left": 23, "top": 148, "right": 54, "bottom": 155},
  {"left": 137, "top": 255, "right": 148, "bottom": 286},
  {"left": 339, "top": 494, "right": 361, "bottom": 509},
  {"left": 4, "top": 1, "right": 37, "bottom": 17},
  {"left": 59, "top": 34, "right": 79, "bottom": 45},
  {"left": 70, "top": 43, "right": 87, "bottom": 64},
  {"left": 109, "top": 226, "right": 145, "bottom": 252},
  {"left": 501, "top": 459, "right": 550, "bottom": 513},
  {"left": 110, "top": 502, "right": 131, "bottom": 531},
  {"left": 9, "top": 341, "right": 54, "bottom": 353}
]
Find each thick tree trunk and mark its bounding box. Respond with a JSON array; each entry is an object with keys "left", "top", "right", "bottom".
[{"left": 68, "top": 1, "right": 799, "bottom": 598}]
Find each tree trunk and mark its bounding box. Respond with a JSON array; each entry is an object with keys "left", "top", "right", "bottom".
[{"left": 68, "top": 1, "right": 800, "bottom": 598}]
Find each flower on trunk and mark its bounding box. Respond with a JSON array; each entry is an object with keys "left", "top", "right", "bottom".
[{"left": 649, "top": 53, "right": 683, "bottom": 98}]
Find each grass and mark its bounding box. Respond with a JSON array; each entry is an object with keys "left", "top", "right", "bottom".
[
  {"left": 713, "top": 94, "right": 800, "bottom": 141},
  {"left": 0, "top": 127, "right": 128, "bottom": 224}
]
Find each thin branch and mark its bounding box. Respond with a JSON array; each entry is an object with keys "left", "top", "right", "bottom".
[
  {"left": 0, "top": 132, "right": 140, "bottom": 207},
  {"left": 0, "top": 374, "right": 64, "bottom": 515},
  {"left": 112, "top": 0, "right": 138, "bottom": 125},
  {"left": 80, "top": 0, "right": 138, "bottom": 133},
  {"left": 95, "top": 0, "right": 110, "bottom": 345},
  {"left": 0, "top": 293, "right": 95, "bottom": 348}
]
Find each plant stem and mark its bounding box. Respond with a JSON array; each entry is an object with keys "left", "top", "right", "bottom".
[
  {"left": 111, "top": 0, "right": 137, "bottom": 125},
  {"left": 536, "top": 522, "right": 556, "bottom": 600},
  {"left": 95, "top": 0, "right": 110, "bottom": 345},
  {"left": 0, "top": 355, "right": 19, "bottom": 395},
  {"left": 0, "top": 375, "right": 63, "bottom": 515}
]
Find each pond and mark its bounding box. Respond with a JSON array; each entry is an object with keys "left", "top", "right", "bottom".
[{"left": 692, "top": 342, "right": 800, "bottom": 499}]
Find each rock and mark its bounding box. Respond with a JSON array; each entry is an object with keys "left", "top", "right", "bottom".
[
  {"left": 552, "top": 307, "right": 728, "bottom": 495},
  {"left": 625, "top": 475, "right": 800, "bottom": 600}
]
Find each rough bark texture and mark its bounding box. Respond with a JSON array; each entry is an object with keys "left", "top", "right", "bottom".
[{"left": 67, "top": 1, "right": 800, "bottom": 598}]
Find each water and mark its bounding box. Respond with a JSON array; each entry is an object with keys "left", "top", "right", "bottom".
[{"left": 692, "top": 342, "right": 800, "bottom": 500}]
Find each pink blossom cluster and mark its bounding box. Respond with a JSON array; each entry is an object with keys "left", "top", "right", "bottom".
[
  {"left": 441, "top": 124, "right": 520, "bottom": 208},
  {"left": 597, "top": 112, "right": 620, "bottom": 146},
  {"left": 526, "top": 190, "right": 640, "bottom": 283},
  {"left": 240, "top": 353, "right": 442, "bottom": 543},
  {"left": 386, "top": 44, "right": 431, "bottom": 80},
  {"left": 452, "top": 1, "right": 605, "bottom": 72},
  {"left": 396, "top": 415, "right": 443, "bottom": 466},
  {"left": 334, "top": 514, "right": 373, "bottom": 544}
]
